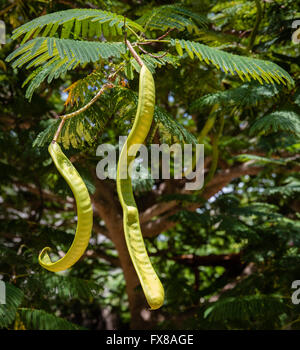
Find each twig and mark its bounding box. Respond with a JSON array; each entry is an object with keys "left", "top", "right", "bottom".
[
  {"left": 0, "top": 2, "right": 17, "bottom": 16},
  {"left": 134, "top": 28, "right": 173, "bottom": 47},
  {"left": 126, "top": 24, "right": 141, "bottom": 40},
  {"left": 52, "top": 82, "right": 114, "bottom": 142},
  {"left": 52, "top": 27, "right": 172, "bottom": 142},
  {"left": 137, "top": 45, "right": 168, "bottom": 59},
  {"left": 247, "top": 0, "right": 262, "bottom": 51},
  {"left": 137, "top": 39, "right": 170, "bottom": 45},
  {"left": 125, "top": 39, "right": 144, "bottom": 67},
  {"left": 126, "top": 27, "right": 173, "bottom": 61},
  {"left": 53, "top": 118, "right": 65, "bottom": 143},
  {"left": 60, "top": 82, "right": 114, "bottom": 120},
  {"left": 156, "top": 28, "right": 176, "bottom": 41}
]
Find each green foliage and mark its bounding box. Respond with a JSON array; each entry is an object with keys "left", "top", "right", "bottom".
[
  {"left": 136, "top": 4, "right": 209, "bottom": 32},
  {"left": 263, "top": 175, "right": 300, "bottom": 198},
  {"left": 32, "top": 119, "right": 61, "bottom": 148},
  {"left": 234, "top": 154, "right": 287, "bottom": 166},
  {"left": 11, "top": 8, "right": 143, "bottom": 42},
  {"left": 129, "top": 52, "right": 181, "bottom": 77},
  {"left": 250, "top": 110, "right": 300, "bottom": 136},
  {"left": 154, "top": 105, "right": 198, "bottom": 145},
  {"left": 25, "top": 272, "right": 99, "bottom": 301},
  {"left": 0, "top": 283, "right": 24, "bottom": 328},
  {"left": 32, "top": 85, "right": 197, "bottom": 150},
  {"left": 190, "top": 81, "right": 281, "bottom": 111},
  {"left": 6, "top": 38, "right": 126, "bottom": 100},
  {"left": 171, "top": 39, "right": 294, "bottom": 85},
  {"left": 19, "top": 308, "right": 83, "bottom": 330},
  {"left": 6, "top": 2, "right": 293, "bottom": 104},
  {"left": 204, "top": 295, "right": 288, "bottom": 323}
]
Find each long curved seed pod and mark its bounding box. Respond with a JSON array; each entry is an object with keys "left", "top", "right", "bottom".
[
  {"left": 117, "top": 65, "right": 164, "bottom": 310},
  {"left": 38, "top": 141, "right": 93, "bottom": 272}
]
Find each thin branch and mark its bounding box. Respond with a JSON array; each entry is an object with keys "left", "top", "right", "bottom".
[
  {"left": 0, "top": 2, "right": 17, "bottom": 16},
  {"left": 209, "top": 263, "right": 256, "bottom": 302},
  {"left": 53, "top": 118, "right": 65, "bottom": 142},
  {"left": 137, "top": 45, "right": 168, "bottom": 59},
  {"left": 247, "top": 0, "right": 262, "bottom": 51},
  {"left": 56, "top": 0, "right": 77, "bottom": 8},
  {"left": 125, "top": 24, "right": 141, "bottom": 40},
  {"left": 137, "top": 39, "right": 170, "bottom": 45},
  {"left": 139, "top": 200, "right": 177, "bottom": 224},
  {"left": 60, "top": 82, "right": 115, "bottom": 121},
  {"left": 156, "top": 28, "right": 176, "bottom": 41},
  {"left": 125, "top": 39, "right": 144, "bottom": 67},
  {"left": 141, "top": 206, "right": 180, "bottom": 238},
  {"left": 140, "top": 150, "right": 298, "bottom": 236},
  {"left": 35, "top": 178, "right": 44, "bottom": 223},
  {"left": 136, "top": 27, "right": 175, "bottom": 46},
  {"left": 52, "top": 82, "right": 114, "bottom": 141}
]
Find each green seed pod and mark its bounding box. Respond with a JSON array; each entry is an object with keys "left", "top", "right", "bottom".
[
  {"left": 38, "top": 141, "right": 93, "bottom": 272},
  {"left": 117, "top": 65, "right": 165, "bottom": 310}
]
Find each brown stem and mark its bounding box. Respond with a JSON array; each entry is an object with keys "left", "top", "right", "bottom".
[
  {"left": 125, "top": 39, "right": 144, "bottom": 67},
  {"left": 156, "top": 28, "right": 176, "bottom": 41},
  {"left": 137, "top": 45, "right": 168, "bottom": 59},
  {"left": 53, "top": 82, "right": 114, "bottom": 142},
  {"left": 61, "top": 82, "right": 114, "bottom": 121},
  {"left": 53, "top": 118, "right": 65, "bottom": 142}
]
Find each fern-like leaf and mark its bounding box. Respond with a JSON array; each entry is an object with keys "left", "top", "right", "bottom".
[
  {"left": 11, "top": 9, "right": 144, "bottom": 42},
  {"left": 204, "top": 295, "right": 288, "bottom": 322},
  {"left": 263, "top": 176, "right": 300, "bottom": 198},
  {"left": 32, "top": 119, "right": 61, "bottom": 148},
  {"left": 234, "top": 154, "right": 287, "bottom": 165},
  {"left": 112, "top": 87, "right": 197, "bottom": 145},
  {"left": 6, "top": 38, "right": 126, "bottom": 100},
  {"left": 137, "top": 4, "right": 209, "bottom": 33},
  {"left": 249, "top": 110, "right": 300, "bottom": 136},
  {"left": 171, "top": 39, "right": 294, "bottom": 86},
  {"left": 26, "top": 273, "right": 98, "bottom": 301},
  {"left": 0, "top": 283, "right": 24, "bottom": 328},
  {"left": 154, "top": 105, "right": 197, "bottom": 145},
  {"left": 128, "top": 51, "right": 181, "bottom": 77},
  {"left": 19, "top": 308, "right": 83, "bottom": 330},
  {"left": 33, "top": 106, "right": 109, "bottom": 150},
  {"left": 190, "top": 81, "right": 281, "bottom": 111}
]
